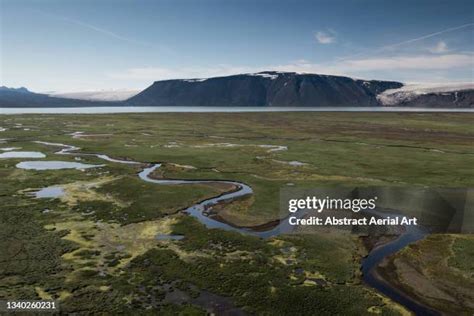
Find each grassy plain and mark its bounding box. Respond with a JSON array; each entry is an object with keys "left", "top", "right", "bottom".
[
  {"left": 0, "top": 112, "right": 473, "bottom": 314},
  {"left": 378, "top": 234, "right": 474, "bottom": 315}
]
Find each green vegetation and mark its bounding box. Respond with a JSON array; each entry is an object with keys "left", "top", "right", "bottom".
[
  {"left": 128, "top": 215, "right": 392, "bottom": 315},
  {"left": 0, "top": 112, "right": 473, "bottom": 314},
  {"left": 449, "top": 236, "right": 474, "bottom": 278},
  {"left": 378, "top": 234, "right": 474, "bottom": 315},
  {"left": 93, "top": 176, "right": 225, "bottom": 224}
]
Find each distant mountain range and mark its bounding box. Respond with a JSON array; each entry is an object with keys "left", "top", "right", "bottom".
[
  {"left": 1, "top": 72, "right": 473, "bottom": 108},
  {"left": 0, "top": 86, "right": 30, "bottom": 94},
  {"left": 49, "top": 89, "right": 140, "bottom": 102},
  {"left": 0, "top": 86, "right": 120, "bottom": 107}
]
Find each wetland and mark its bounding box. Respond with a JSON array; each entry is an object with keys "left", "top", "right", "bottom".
[{"left": 1, "top": 112, "right": 473, "bottom": 315}]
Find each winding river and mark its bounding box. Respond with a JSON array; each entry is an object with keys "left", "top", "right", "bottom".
[
  {"left": 361, "top": 210, "right": 439, "bottom": 316},
  {"left": 31, "top": 141, "right": 434, "bottom": 315}
]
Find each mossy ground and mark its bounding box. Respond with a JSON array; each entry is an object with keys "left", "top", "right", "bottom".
[
  {"left": 0, "top": 112, "right": 473, "bottom": 314},
  {"left": 378, "top": 234, "right": 474, "bottom": 315}
]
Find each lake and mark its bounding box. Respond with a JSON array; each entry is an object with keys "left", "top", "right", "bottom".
[{"left": 1, "top": 106, "right": 474, "bottom": 114}]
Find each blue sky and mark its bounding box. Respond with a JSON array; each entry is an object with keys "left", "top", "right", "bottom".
[{"left": 1, "top": 0, "right": 473, "bottom": 92}]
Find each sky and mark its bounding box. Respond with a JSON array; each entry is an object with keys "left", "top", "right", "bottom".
[{"left": 1, "top": 0, "right": 473, "bottom": 92}]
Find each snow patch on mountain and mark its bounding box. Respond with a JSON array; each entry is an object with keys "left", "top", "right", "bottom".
[
  {"left": 181, "top": 78, "right": 208, "bottom": 83},
  {"left": 247, "top": 72, "right": 279, "bottom": 80}
]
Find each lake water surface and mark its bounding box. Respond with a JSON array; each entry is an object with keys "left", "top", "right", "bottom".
[
  {"left": 16, "top": 161, "right": 104, "bottom": 170},
  {"left": 2, "top": 106, "right": 474, "bottom": 114},
  {"left": 33, "top": 186, "right": 65, "bottom": 198},
  {"left": 0, "top": 151, "right": 46, "bottom": 158}
]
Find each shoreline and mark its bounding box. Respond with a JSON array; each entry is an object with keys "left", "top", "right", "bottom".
[{"left": 2, "top": 106, "right": 474, "bottom": 115}]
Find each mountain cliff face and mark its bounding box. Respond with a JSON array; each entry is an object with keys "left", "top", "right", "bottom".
[{"left": 127, "top": 72, "right": 403, "bottom": 107}]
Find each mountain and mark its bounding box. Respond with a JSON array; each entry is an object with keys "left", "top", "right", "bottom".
[
  {"left": 377, "top": 83, "right": 474, "bottom": 108},
  {"left": 2, "top": 74, "right": 473, "bottom": 108},
  {"left": 126, "top": 72, "right": 404, "bottom": 107},
  {"left": 49, "top": 89, "right": 140, "bottom": 102},
  {"left": 0, "top": 86, "right": 31, "bottom": 93},
  {"left": 0, "top": 86, "right": 121, "bottom": 107}
]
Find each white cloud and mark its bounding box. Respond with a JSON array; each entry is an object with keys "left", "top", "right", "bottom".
[
  {"left": 275, "top": 54, "right": 474, "bottom": 74},
  {"left": 429, "top": 41, "right": 449, "bottom": 53},
  {"left": 315, "top": 31, "right": 335, "bottom": 44},
  {"left": 108, "top": 65, "right": 258, "bottom": 81},
  {"left": 109, "top": 53, "right": 474, "bottom": 83},
  {"left": 341, "top": 54, "right": 473, "bottom": 71}
]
